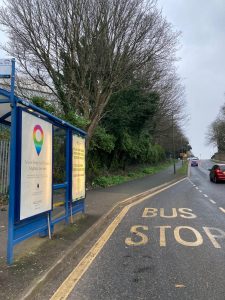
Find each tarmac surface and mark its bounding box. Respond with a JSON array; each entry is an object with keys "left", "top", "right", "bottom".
[
  {"left": 0, "top": 162, "right": 182, "bottom": 300},
  {"left": 67, "top": 175, "right": 225, "bottom": 300}
]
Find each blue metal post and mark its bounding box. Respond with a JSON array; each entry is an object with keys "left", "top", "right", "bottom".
[
  {"left": 7, "top": 58, "right": 16, "bottom": 264},
  {"left": 65, "top": 129, "right": 72, "bottom": 224}
]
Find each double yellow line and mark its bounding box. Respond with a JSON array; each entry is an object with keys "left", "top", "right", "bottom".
[{"left": 50, "top": 178, "right": 186, "bottom": 300}]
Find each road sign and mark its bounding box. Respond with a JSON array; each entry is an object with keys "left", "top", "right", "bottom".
[{"left": 0, "top": 58, "right": 12, "bottom": 78}]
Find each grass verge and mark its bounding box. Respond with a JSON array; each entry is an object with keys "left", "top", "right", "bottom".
[
  {"left": 92, "top": 160, "right": 174, "bottom": 188},
  {"left": 177, "top": 161, "right": 188, "bottom": 176}
]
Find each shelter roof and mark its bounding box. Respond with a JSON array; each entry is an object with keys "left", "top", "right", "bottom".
[{"left": 0, "top": 88, "right": 86, "bottom": 136}]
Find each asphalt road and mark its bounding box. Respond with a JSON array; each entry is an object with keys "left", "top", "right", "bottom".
[{"left": 53, "top": 160, "right": 225, "bottom": 300}]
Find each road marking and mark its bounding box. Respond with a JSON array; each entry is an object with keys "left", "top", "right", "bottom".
[
  {"left": 187, "top": 178, "right": 192, "bottom": 183},
  {"left": 160, "top": 208, "right": 177, "bottom": 218},
  {"left": 179, "top": 208, "right": 197, "bottom": 219},
  {"left": 209, "top": 199, "right": 216, "bottom": 204},
  {"left": 199, "top": 190, "right": 202, "bottom": 193},
  {"left": 50, "top": 178, "right": 187, "bottom": 300},
  {"left": 203, "top": 227, "right": 225, "bottom": 248},
  {"left": 175, "top": 284, "right": 186, "bottom": 288},
  {"left": 174, "top": 226, "right": 203, "bottom": 247},
  {"left": 142, "top": 208, "right": 197, "bottom": 219},
  {"left": 142, "top": 207, "right": 157, "bottom": 218},
  {"left": 155, "top": 226, "right": 171, "bottom": 246},
  {"left": 219, "top": 207, "right": 225, "bottom": 213},
  {"left": 195, "top": 187, "right": 199, "bottom": 190},
  {"left": 50, "top": 205, "right": 129, "bottom": 300},
  {"left": 125, "top": 225, "right": 225, "bottom": 248},
  {"left": 203, "top": 194, "right": 208, "bottom": 198},
  {"left": 187, "top": 178, "right": 196, "bottom": 187},
  {"left": 125, "top": 225, "right": 148, "bottom": 246}
]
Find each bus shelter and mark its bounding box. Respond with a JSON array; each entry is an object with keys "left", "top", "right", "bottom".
[{"left": 0, "top": 59, "right": 86, "bottom": 264}]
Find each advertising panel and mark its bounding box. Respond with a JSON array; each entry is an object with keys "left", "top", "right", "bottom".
[
  {"left": 72, "top": 135, "right": 85, "bottom": 201},
  {"left": 20, "top": 111, "right": 52, "bottom": 220}
]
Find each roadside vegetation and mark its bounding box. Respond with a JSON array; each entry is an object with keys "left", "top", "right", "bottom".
[
  {"left": 0, "top": 0, "right": 191, "bottom": 189},
  {"left": 177, "top": 161, "right": 188, "bottom": 176},
  {"left": 92, "top": 161, "right": 173, "bottom": 188},
  {"left": 0, "top": 193, "right": 8, "bottom": 206},
  {"left": 0, "top": 125, "right": 10, "bottom": 140},
  {"left": 207, "top": 103, "right": 225, "bottom": 159}
]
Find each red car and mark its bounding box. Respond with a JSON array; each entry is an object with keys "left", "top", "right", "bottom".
[{"left": 209, "top": 164, "right": 225, "bottom": 183}]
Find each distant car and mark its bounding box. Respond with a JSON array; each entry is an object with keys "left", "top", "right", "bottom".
[
  {"left": 209, "top": 164, "right": 225, "bottom": 183},
  {"left": 191, "top": 157, "right": 198, "bottom": 166}
]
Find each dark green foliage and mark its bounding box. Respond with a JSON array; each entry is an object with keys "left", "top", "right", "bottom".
[
  {"left": 53, "top": 128, "right": 66, "bottom": 184},
  {"left": 103, "top": 87, "right": 165, "bottom": 167},
  {"left": 104, "top": 87, "right": 159, "bottom": 135},
  {"left": 90, "top": 126, "right": 115, "bottom": 153},
  {"left": 93, "top": 175, "right": 126, "bottom": 188},
  {"left": 29, "top": 89, "right": 167, "bottom": 184},
  {"left": 63, "top": 112, "right": 89, "bottom": 131},
  {"left": 0, "top": 193, "right": 8, "bottom": 205},
  {"left": 31, "top": 96, "right": 56, "bottom": 114},
  {"left": 119, "top": 132, "right": 165, "bottom": 163},
  {"left": 87, "top": 86, "right": 166, "bottom": 176},
  {"left": 87, "top": 126, "right": 115, "bottom": 180},
  {"left": 0, "top": 124, "right": 10, "bottom": 140}
]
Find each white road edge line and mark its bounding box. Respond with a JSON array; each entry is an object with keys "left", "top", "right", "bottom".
[{"left": 209, "top": 199, "right": 216, "bottom": 204}]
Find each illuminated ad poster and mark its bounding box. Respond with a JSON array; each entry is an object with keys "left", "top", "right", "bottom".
[
  {"left": 20, "top": 111, "right": 53, "bottom": 220},
  {"left": 72, "top": 135, "right": 85, "bottom": 201}
]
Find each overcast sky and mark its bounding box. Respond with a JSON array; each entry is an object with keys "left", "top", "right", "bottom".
[
  {"left": 0, "top": 0, "right": 7, "bottom": 56},
  {"left": 157, "top": 0, "right": 225, "bottom": 158},
  {"left": 0, "top": 0, "right": 225, "bottom": 158}
]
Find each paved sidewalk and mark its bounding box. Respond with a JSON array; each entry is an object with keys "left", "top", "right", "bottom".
[
  {"left": 86, "top": 162, "right": 182, "bottom": 218},
  {"left": 0, "top": 162, "right": 183, "bottom": 300},
  {"left": 0, "top": 162, "right": 182, "bottom": 257}
]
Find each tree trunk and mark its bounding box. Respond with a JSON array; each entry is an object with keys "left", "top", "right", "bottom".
[{"left": 86, "top": 113, "right": 100, "bottom": 152}]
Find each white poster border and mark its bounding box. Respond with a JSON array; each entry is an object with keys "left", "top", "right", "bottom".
[
  {"left": 19, "top": 110, "right": 53, "bottom": 220},
  {"left": 72, "top": 134, "right": 86, "bottom": 202}
]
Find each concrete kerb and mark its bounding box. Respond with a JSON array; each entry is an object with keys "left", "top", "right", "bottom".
[{"left": 22, "top": 175, "right": 187, "bottom": 300}]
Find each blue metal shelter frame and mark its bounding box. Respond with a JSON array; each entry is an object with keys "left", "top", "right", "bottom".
[{"left": 0, "top": 59, "right": 86, "bottom": 264}]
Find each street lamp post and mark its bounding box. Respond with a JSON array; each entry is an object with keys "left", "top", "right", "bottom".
[
  {"left": 181, "top": 135, "right": 184, "bottom": 166},
  {"left": 172, "top": 112, "right": 176, "bottom": 174}
]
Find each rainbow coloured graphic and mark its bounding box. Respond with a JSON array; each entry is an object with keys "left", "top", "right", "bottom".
[{"left": 33, "top": 125, "right": 44, "bottom": 156}]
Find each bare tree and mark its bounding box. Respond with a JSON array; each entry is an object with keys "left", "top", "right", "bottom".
[
  {"left": 207, "top": 119, "right": 225, "bottom": 152},
  {"left": 206, "top": 103, "right": 225, "bottom": 153},
  {"left": 130, "top": 38, "right": 187, "bottom": 145},
  {"left": 138, "top": 64, "right": 187, "bottom": 147},
  {"left": 0, "top": 0, "right": 179, "bottom": 149}
]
